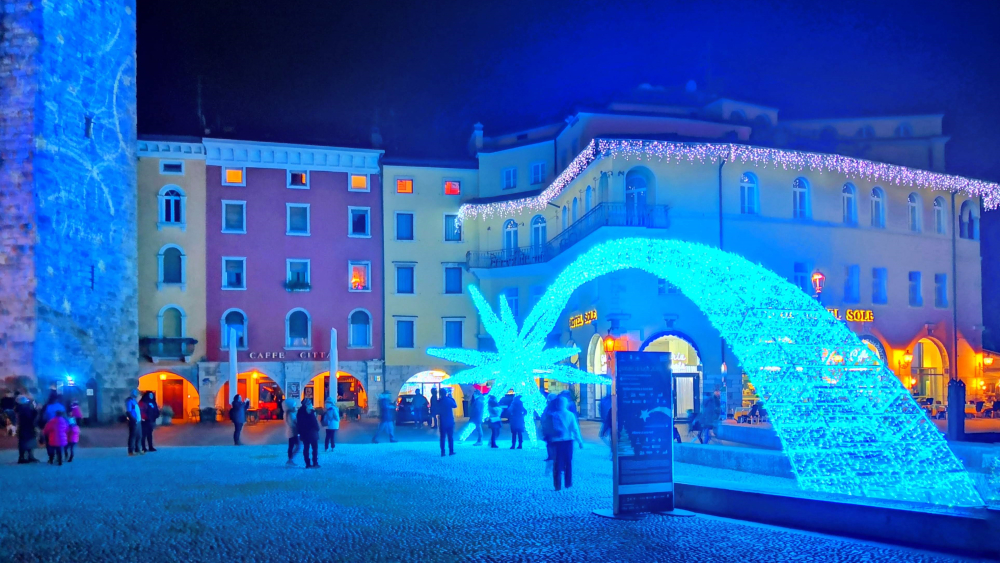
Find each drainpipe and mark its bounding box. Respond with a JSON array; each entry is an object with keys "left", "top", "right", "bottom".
[{"left": 378, "top": 154, "right": 387, "bottom": 393}]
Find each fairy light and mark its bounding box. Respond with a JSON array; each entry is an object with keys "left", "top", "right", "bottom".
[{"left": 459, "top": 139, "right": 1000, "bottom": 221}]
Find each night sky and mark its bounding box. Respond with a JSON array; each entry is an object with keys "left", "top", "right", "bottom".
[{"left": 137, "top": 0, "right": 1000, "bottom": 340}]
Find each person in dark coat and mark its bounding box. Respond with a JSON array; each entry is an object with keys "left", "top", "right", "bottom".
[
  {"left": 229, "top": 394, "right": 249, "bottom": 445},
  {"left": 371, "top": 392, "right": 397, "bottom": 443},
  {"left": 508, "top": 395, "right": 527, "bottom": 449},
  {"left": 296, "top": 399, "right": 321, "bottom": 468},
  {"left": 140, "top": 391, "right": 160, "bottom": 452},
  {"left": 437, "top": 387, "right": 458, "bottom": 456},
  {"left": 428, "top": 388, "right": 439, "bottom": 429},
  {"left": 15, "top": 396, "right": 40, "bottom": 463},
  {"left": 558, "top": 389, "right": 578, "bottom": 416},
  {"left": 599, "top": 394, "right": 613, "bottom": 450},
  {"left": 466, "top": 390, "right": 485, "bottom": 445},
  {"left": 39, "top": 390, "right": 63, "bottom": 429},
  {"left": 412, "top": 389, "right": 429, "bottom": 428}
]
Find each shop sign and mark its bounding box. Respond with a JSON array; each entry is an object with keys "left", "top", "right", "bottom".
[
  {"left": 569, "top": 309, "right": 598, "bottom": 329},
  {"left": 248, "top": 351, "right": 331, "bottom": 360},
  {"left": 826, "top": 308, "right": 874, "bottom": 323}
]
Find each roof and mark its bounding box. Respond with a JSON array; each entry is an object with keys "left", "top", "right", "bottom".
[{"left": 382, "top": 156, "right": 479, "bottom": 169}]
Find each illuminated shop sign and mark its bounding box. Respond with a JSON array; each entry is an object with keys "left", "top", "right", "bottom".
[
  {"left": 248, "top": 351, "right": 331, "bottom": 360},
  {"left": 826, "top": 308, "right": 875, "bottom": 322},
  {"left": 569, "top": 309, "right": 598, "bottom": 329}
]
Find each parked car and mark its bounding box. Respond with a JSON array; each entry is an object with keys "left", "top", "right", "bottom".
[{"left": 395, "top": 395, "right": 427, "bottom": 425}]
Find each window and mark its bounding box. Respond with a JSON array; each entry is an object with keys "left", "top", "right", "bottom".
[
  {"left": 444, "top": 266, "right": 463, "bottom": 294},
  {"left": 222, "top": 200, "right": 246, "bottom": 233},
  {"left": 349, "top": 309, "right": 372, "bottom": 348},
  {"left": 221, "top": 309, "right": 247, "bottom": 349},
  {"left": 157, "top": 245, "right": 185, "bottom": 290},
  {"left": 895, "top": 123, "right": 914, "bottom": 137},
  {"left": 872, "top": 268, "right": 888, "bottom": 304},
  {"left": 223, "top": 167, "right": 245, "bottom": 186},
  {"left": 530, "top": 162, "right": 545, "bottom": 185},
  {"left": 933, "top": 197, "right": 946, "bottom": 235},
  {"left": 287, "top": 204, "right": 310, "bottom": 236},
  {"left": 444, "top": 180, "right": 461, "bottom": 196},
  {"left": 842, "top": 184, "right": 857, "bottom": 225},
  {"left": 350, "top": 174, "right": 369, "bottom": 192},
  {"left": 396, "top": 178, "right": 413, "bottom": 194},
  {"left": 444, "top": 214, "right": 462, "bottom": 242},
  {"left": 740, "top": 172, "right": 759, "bottom": 215},
  {"left": 286, "top": 259, "right": 310, "bottom": 290},
  {"left": 529, "top": 285, "right": 545, "bottom": 311},
  {"left": 658, "top": 279, "right": 678, "bottom": 295},
  {"left": 907, "top": 193, "right": 922, "bottom": 232},
  {"left": 349, "top": 261, "right": 371, "bottom": 292},
  {"left": 857, "top": 125, "right": 876, "bottom": 138},
  {"left": 844, "top": 265, "right": 860, "bottom": 303},
  {"left": 286, "top": 309, "right": 311, "bottom": 349},
  {"left": 934, "top": 274, "right": 948, "bottom": 308},
  {"left": 502, "top": 167, "right": 517, "bottom": 190},
  {"left": 444, "top": 319, "right": 463, "bottom": 348},
  {"left": 159, "top": 186, "right": 185, "bottom": 228},
  {"left": 585, "top": 186, "right": 594, "bottom": 212},
  {"left": 870, "top": 187, "right": 885, "bottom": 228},
  {"left": 503, "top": 219, "right": 518, "bottom": 251},
  {"left": 160, "top": 161, "right": 184, "bottom": 175},
  {"left": 223, "top": 257, "right": 246, "bottom": 290},
  {"left": 396, "top": 319, "right": 415, "bottom": 348},
  {"left": 960, "top": 200, "right": 980, "bottom": 240},
  {"left": 396, "top": 264, "right": 415, "bottom": 294},
  {"left": 158, "top": 305, "right": 185, "bottom": 338},
  {"left": 793, "top": 262, "right": 809, "bottom": 293},
  {"left": 792, "top": 177, "right": 810, "bottom": 219},
  {"left": 501, "top": 287, "right": 519, "bottom": 318},
  {"left": 530, "top": 215, "right": 547, "bottom": 252},
  {"left": 349, "top": 207, "right": 371, "bottom": 237},
  {"left": 908, "top": 272, "right": 923, "bottom": 307},
  {"left": 396, "top": 212, "right": 414, "bottom": 241},
  {"left": 561, "top": 206, "right": 568, "bottom": 230},
  {"left": 572, "top": 197, "right": 579, "bottom": 222},
  {"left": 287, "top": 170, "right": 309, "bottom": 189}
]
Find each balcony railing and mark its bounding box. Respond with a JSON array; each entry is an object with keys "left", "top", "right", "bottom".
[
  {"left": 467, "top": 202, "right": 669, "bottom": 269},
  {"left": 140, "top": 337, "right": 198, "bottom": 363}
]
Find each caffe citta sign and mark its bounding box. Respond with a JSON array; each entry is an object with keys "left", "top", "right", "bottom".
[{"left": 248, "top": 351, "right": 331, "bottom": 360}]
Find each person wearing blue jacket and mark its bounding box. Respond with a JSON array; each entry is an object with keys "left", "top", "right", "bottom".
[
  {"left": 437, "top": 387, "right": 458, "bottom": 457},
  {"left": 296, "top": 399, "right": 321, "bottom": 468},
  {"left": 229, "top": 394, "right": 249, "bottom": 446}
]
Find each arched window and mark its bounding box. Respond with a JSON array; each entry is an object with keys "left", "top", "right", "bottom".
[
  {"left": 530, "top": 215, "right": 547, "bottom": 251},
  {"left": 158, "top": 186, "right": 186, "bottom": 228},
  {"left": 561, "top": 206, "right": 568, "bottom": 230},
  {"left": 856, "top": 125, "right": 876, "bottom": 138},
  {"left": 933, "top": 197, "right": 946, "bottom": 235},
  {"left": 157, "top": 244, "right": 186, "bottom": 289},
  {"left": 841, "top": 183, "right": 857, "bottom": 225},
  {"left": 729, "top": 109, "right": 747, "bottom": 124},
  {"left": 349, "top": 309, "right": 372, "bottom": 348},
  {"left": 585, "top": 186, "right": 593, "bottom": 213},
  {"left": 960, "top": 200, "right": 980, "bottom": 240},
  {"left": 740, "top": 172, "right": 759, "bottom": 215},
  {"left": 503, "top": 219, "right": 518, "bottom": 251},
  {"left": 158, "top": 305, "right": 185, "bottom": 338},
  {"left": 792, "top": 177, "right": 810, "bottom": 219},
  {"left": 572, "top": 197, "right": 579, "bottom": 222},
  {"left": 221, "top": 309, "right": 247, "bottom": 349},
  {"left": 870, "top": 187, "right": 885, "bottom": 228},
  {"left": 625, "top": 167, "right": 652, "bottom": 225},
  {"left": 895, "top": 123, "right": 913, "bottom": 137},
  {"left": 286, "top": 308, "right": 311, "bottom": 349},
  {"left": 907, "top": 192, "right": 922, "bottom": 232},
  {"left": 598, "top": 172, "right": 609, "bottom": 202}
]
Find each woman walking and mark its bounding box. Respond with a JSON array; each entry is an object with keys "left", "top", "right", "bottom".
[
  {"left": 550, "top": 396, "right": 584, "bottom": 491},
  {"left": 322, "top": 399, "right": 340, "bottom": 451},
  {"left": 297, "top": 399, "right": 320, "bottom": 469},
  {"left": 15, "top": 396, "right": 40, "bottom": 464},
  {"left": 508, "top": 395, "right": 527, "bottom": 449},
  {"left": 487, "top": 396, "right": 502, "bottom": 448}
]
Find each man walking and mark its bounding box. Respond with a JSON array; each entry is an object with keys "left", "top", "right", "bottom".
[
  {"left": 437, "top": 387, "right": 457, "bottom": 456},
  {"left": 466, "top": 389, "right": 484, "bottom": 445},
  {"left": 428, "top": 388, "right": 439, "bottom": 429},
  {"left": 372, "top": 391, "right": 398, "bottom": 443},
  {"left": 125, "top": 389, "right": 143, "bottom": 456}
]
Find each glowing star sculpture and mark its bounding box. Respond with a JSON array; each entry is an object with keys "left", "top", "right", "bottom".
[
  {"left": 448, "top": 237, "right": 982, "bottom": 507},
  {"left": 428, "top": 286, "right": 610, "bottom": 446}
]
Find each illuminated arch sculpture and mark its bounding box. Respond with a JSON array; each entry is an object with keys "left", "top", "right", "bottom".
[{"left": 430, "top": 237, "right": 980, "bottom": 507}]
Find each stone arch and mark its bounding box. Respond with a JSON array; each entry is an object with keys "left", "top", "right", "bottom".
[
  {"left": 305, "top": 370, "right": 368, "bottom": 415},
  {"left": 139, "top": 371, "right": 200, "bottom": 422}
]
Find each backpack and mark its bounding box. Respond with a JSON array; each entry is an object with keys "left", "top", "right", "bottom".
[
  {"left": 541, "top": 411, "right": 555, "bottom": 437},
  {"left": 551, "top": 412, "right": 568, "bottom": 436}
]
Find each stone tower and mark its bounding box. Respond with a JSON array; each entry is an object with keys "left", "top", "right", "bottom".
[{"left": 0, "top": 0, "right": 138, "bottom": 420}]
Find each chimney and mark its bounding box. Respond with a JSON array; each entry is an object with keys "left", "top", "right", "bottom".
[{"left": 468, "top": 122, "right": 484, "bottom": 155}]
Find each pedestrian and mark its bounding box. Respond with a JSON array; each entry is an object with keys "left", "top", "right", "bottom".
[
  {"left": 698, "top": 390, "right": 721, "bottom": 445},
  {"left": 66, "top": 401, "right": 82, "bottom": 462},
  {"left": 412, "top": 389, "right": 428, "bottom": 428},
  {"left": 508, "top": 395, "right": 527, "bottom": 449},
  {"left": 140, "top": 391, "right": 160, "bottom": 452},
  {"left": 229, "top": 394, "right": 249, "bottom": 446},
  {"left": 371, "top": 391, "right": 397, "bottom": 443},
  {"left": 599, "top": 394, "right": 612, "bottom": 447},
  {"left": 429, "top": 387, "right": 439, "bottom": 429},
  {"left": 467, "top": 389, "right": 484, "bottom": 445},
  {"left": 125, "top": 389, "right": 143, "bottom": 456},
  {"left": 550, "top": 396, "right": 583, "bottom": 491},
  {"left": 297, "top": 398, "right": 320, "bottom": 468},
  {"left": 559, "top": 389, "right": 578, "bottom": 416},
  {"left": 322, "top": 399, "right": 340, "bottom": 451},
  {"left": 487, "top": 396, "right": 502, "bottom": 448},
  {"left": 437, "top": 387, "right": 457, "bottom": 457},
  {"left": 42, "top": 406, "right": 68, "bottom": 466},
  {"left": 15, "top": 396, "right": 40, "bottom": 464},
  {"left": 285, "top": 398, "right": 301, "bottom": 466},
  {"left": 276, "top": 390, "right": 285, "bottom": 420},
  {"left": 540, "top": 394, "right": 559, "bottom": 475}
]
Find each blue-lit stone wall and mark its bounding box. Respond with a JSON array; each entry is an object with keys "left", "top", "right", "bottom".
[{"left": 0, "top": 0, "right": 138, "bottom": 419}]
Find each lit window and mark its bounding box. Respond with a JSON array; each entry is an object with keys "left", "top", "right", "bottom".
[
  {"left": 396, "top": 178, "right": 413, "bottom": 194},
  {"left": 872, "top": 268, "right": 888, "bottom": 304},
  {"left": 349, "top": 207, "right": 371, "bottom": 237},
  {"left": 444, "top": 319, "right": 463, "bottom": 348},
  {"left": 396, "top": 212, "right": 414, "bottom": 241},
  {"left": 396, "top": 320, "right": 415, "bottom": 348},
  {"left": 444, "top": 180, "right": 461, "bottom": 196},
  {"left": 935, "top": 274, "right": 948, "bottom": 308},
  {"left": 530, "top": 162, "right": 545, "bottom": 185},
  {"left": 396, "top": 265, "right": 415, "bottom": 294},
  {"left": 222, "top": 200, "right": 246, "bottom": 233},
  {"left": 444, "top": 214, "right": 462, "bottom": 242},
  {"left": 502, "top": 167, "right": 517, "bottom": 190},
  {"left": 349, "top": 261, "right": 371, "bottom": 292},
  {"left": 350, "top": 174, "right": 368, "bottom": 191},
  {"left": 444, "top": 266, "right": 462, "bottom": 294},
  {"left": 349, "top": 310, "right": 372, "bottom": 348},
  {"left": 287, "top": 204, "right": 310, "bottom": 236},
  {"left": 288, "top": 171, "right": 308, "bottom": 188},
  {"left": 223, "top": 167, "right": 244, "bottom": 186},
  {"left": 223, "top": 258, "right": 246, "bottom": 290},
  {"left": 908, "top": 272, "right": 923, "bottom": 307}
]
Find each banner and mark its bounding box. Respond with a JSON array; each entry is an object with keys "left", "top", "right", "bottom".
[{"left": 612, "top": 351, "right": 674, "bottom": 515}]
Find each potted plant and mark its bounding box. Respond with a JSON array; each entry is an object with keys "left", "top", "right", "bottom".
[
  {"left": 284, "top": 280, "right": 311, "bottom": 292},
  {"left": 160, "top": 405, "right": 174, "bottom": 425}
]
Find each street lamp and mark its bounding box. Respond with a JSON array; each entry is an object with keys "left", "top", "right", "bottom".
[{"left": 811, "top": 271, "right": 826, "bottom": 300}]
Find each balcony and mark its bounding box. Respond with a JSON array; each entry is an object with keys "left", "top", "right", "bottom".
[
  {"left": 467, "top": 202, "right": 669, "bottom": 269},
  {"left": 140, "top": 337, "right": 199, "bottom": 363}
]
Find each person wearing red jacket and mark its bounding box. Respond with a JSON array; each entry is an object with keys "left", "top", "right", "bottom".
[{"left": 42, "top": 408, "right": 68, "bottom": 466}]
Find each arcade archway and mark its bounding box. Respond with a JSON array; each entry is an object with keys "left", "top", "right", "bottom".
[
  {"left": 400, "top": 370, "right": 465, "bottom": 417},
  {"left": 304, "top": 372, "right": 368, "bottom": 418},
  {"left": 913, "top": 337, "right": 947, "bottom": 404},
  {"left": 641, "top": 332, "right": 703, "bottom": 421},
  {"left": 216, "top": 372, "right": 283, "bottom": 420},
  {"left": 139, "top": 371, "right": 200, "bottom": 422}
]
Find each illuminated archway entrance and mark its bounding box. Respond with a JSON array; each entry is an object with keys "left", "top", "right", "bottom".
[
  {"left": 305, "top": 372, "right": 368, "bottom": 418},
  {"left": 914, "top": 337, "right": 947, "bottom": 404},
  {"left": 139, "top": 372, "right": 200, "bottom": 422},
  {"left": 400, "top": 370, "right": 466, "bottom": 418},
  {"left": 640, "top": 332, "right": 702, "bottom": 421},
  {"left": 216, "top": 372, "right": 283, "bottom": 420}
]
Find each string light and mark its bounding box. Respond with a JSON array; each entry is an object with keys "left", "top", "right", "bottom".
[
  {"left": 471, "top": 236, "right": 982, "bottom": 506},
  {"left": 459, "top": 139, "right": 1000, "bottom": 221}
]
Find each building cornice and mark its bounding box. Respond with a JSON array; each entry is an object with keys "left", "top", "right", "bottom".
[
  {"left": 202, "top": 138, "right": 382, "bottom": 173},
  {"left": 137, "top": 139, "right": 206, "bottom": 160}
]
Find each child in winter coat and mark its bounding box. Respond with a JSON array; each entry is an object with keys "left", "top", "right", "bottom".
[
  {"left": 42, "top": 408, "right": 68, "bottom": 465},
  {"left": 66, "top": 401, "right": 82, "bottom": 462},
  {"left": 322, "top": 400, "right": 340, "bottom": 451}
]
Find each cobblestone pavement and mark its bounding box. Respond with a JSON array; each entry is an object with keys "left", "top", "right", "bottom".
[{"left": 0, "top": 440, "right": 978, "bottom": 563}]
